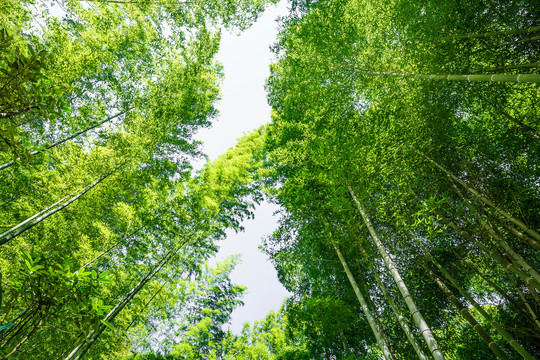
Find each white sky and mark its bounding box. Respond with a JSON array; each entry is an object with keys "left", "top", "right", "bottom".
[{"left": 194, "top": 1, "right": 291, "bottom": 333}]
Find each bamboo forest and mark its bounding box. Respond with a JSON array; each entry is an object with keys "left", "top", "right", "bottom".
[{"left": 0, "top": 0, "right": 539, "bottom": 358}]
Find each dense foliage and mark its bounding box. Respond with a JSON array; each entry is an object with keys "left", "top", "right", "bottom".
[
  {"left": 1, "top": 0, "right": 539, "bottom": 359},
  {"left": 261, "top": 0, "right": 540, "bottom": 359}
]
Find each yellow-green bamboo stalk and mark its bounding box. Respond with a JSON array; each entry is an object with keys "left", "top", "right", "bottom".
[
  {"left": 504, "top": 266, "right": 540, "bottom": 332},
  {"left": 417, "top": 199, "right": 540, "bottom": 292},
  {"left": 0, "top": 164, "right": 124, "bottom": 246},
  {"left": 415, "top": 240, "right": 535, "bottom": 360},
  {"left": 348, "top": 185, "right": 445, "bottom": 360},
  {"left": 365, "top": 72, "right": 540, "bottom": 83},
  {"left": 0, "top": 110, "right": 130, "bottom": 171},
  {"left": 331, "top": 241, "right": 395, "bottom": 360},
  {"left": 358, "top": 243, "right": 429, "bottom": 360},
  {"left": 447, "top": 180, "right": 540, "bottom": 283},
  {"left": 414, "top": 254, "right": 511, "bottom": 360},
  {"left": 423, "top": 155, "right": 540, "bottom": 242}
]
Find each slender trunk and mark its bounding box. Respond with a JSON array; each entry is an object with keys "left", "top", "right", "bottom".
[
  {"left": 423, "top": 155, "right": 540, "bottom": 242},
  {"left": 487, "top": 213, "right": 540, "bottom": 251},
  {"left": 413, "top": 239, "right": 535, "bottom": 360},
  {"left": 1, "top": 314, "right": 42, "bottom": 359},
  {"left": 451, "top": 249, "right": 523, "bottom": 311},
  {"left": 476, "top": 92, "right": 540, "bottom": 140},
  {"left": 418, "top": 200, "right": 540, "bottom": 292},
  {"left": 331, "top": 241, "right": 394, "bottom": 360},
  {"left": 447, "top": 180, "right": 540, "bottom": 282},
  {"left": 360, "top": 71, "right": 540, "bottom": 83},
  {"left": 0, "top": 163, "right": 123, "bottom": 246},
  {"left": 358, "top": 243, "right": 429, "bottom": 360},
  {"left": 504, "top": 267, "right": 540, "bottom": 332},
  {"left": 424, "top": 263, "right": 510, "bottom": 359},
  {"left": 75, "top": 225, "right": 144, "bottom": 274},
  {"left": 410, "top": 240, "right": 511, "bottom": 360},
  {"left": 1, "top": 309, "right": 38, "bottom": 347},
  {"left": 65, "top": 234, "right": 191, "bottom": 360},
  {"left": 121, "top": 281, "right": 166, "bottom": 335},
  {"left": 0, "top": 110, "right": 130, "bottom": 171},
  {"left": 479, "top": 218, "right": 540, "bottom": 284},
  {"left": 347, "top": 185, "right": 445, "bottom": 360},
  {"left": 439, "top": 26, "right": 540, "bottom": 41}
]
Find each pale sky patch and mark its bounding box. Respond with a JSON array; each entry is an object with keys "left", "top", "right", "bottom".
[{"left": 194, "top": 1, "right": 291, "bottom": 333}]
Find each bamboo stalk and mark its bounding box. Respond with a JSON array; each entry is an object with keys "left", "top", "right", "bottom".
[
  {"left": 0, "top": 110, "right": 130, "bottom": 171},
  {"left": 414, "top": 239, "right": 535, "bottom": 360},
  {"left": 418, "top": 199, "right": 540, "bottom": 292},
  {"left": 504, "top": 266, "right": 540, "bottom": 332},
  {"left": 423, "top": 155, "right": 540, "bottom": 242},
  {"left": 447, "top": 180, "right": 540, "bottom": 282},
  {"left": 0, "top": 163, "right": 124, "bottom": 246},
  {"left": 65, "top": 232, "right": 192, "bottom": 360},
  {"left": 348, "top": 185, "right": 445, "bottom": 360},
  {"left": 331, "top": 241, "right": 395, "bottom": 360},
  {"left": 417, "top": 257, "right": 510, "bottom": 360},
  {"left": 450, "top": 249, "right": 523, "bottom": 311},
  {"left": 361, "top": 71, "right": 540, "bottom": 83},
  {"left": 358, "top": 242, "right": 429, "bottom": 360}
]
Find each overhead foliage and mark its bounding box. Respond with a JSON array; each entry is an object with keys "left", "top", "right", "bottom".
[
  {"left": 261, "top": 0, "right": 540, "bottom": 359},
  {"left": 2, "top": 0, "right": 539, "bottom": 359}
]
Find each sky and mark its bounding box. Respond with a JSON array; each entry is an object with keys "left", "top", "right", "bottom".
[{"left": 193, "top": 1, "right": 291, "bottom": 333}]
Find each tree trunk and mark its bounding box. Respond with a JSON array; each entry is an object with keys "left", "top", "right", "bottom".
[
  {"left": 358, "top": 242, "right": 429, "bottom": 360},
  {"left": 0, "top": 110, "right": 130, "bottom": 171},
  {"left": 65, "top": 233, "right": 191, "bottom": 360},
  {"left": 418, "top": 199, "right": 540, "bottom": 292},
  {"left": 347, "top": 185, "right": 445, "bottom": 360},
  {"left": 414, "top": 239, "right": 535, "bottom": 360},
  {"left": 410, "top": 240, "right": 511, "bottom": 360},
  {"left": 331, "top": 241, "right": 395, "bottom": 360},
  {"left": 361, "top": 71, "right": 540, "bottom": 83},
  {"left": 423, "top": 263, "right": 510, "bottom": 360},
  {"left": 0, "top": 163, "right": 124, "bottom": 246},
  {"left": 423, "top": 154, "right": 540, "bottom": 243}
]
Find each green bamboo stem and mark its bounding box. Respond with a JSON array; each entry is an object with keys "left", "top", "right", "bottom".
[
  {"left": 447, "top": 180, "right": 540, "bottom": 283},
  {"left": 413, "top": 252, "right": 510, "bottom": 360},
  {"left": 0, "top": 193, "right": 73, "bottom": 244},
  {"left": 439, "top": 26, "right": 540, "bottom": 41},
  {"left": 504, "top": 266, "right": 540, "bottom": 332},
  {"left": 414, "top": 240, "right": 535, "bottom": 360},
  {"left": 363, "top": 71, "right": 540, "bottom": 83},
  {"left": 358, "top": 243, "right": 430, "bottom": 360},
  {"left": 450, "top": 249, "right": 524, "bottom": 311},
  {"left": 331, "top": 241, "right": 395, "bottom": 360},
  {"left": 488, "top": 214, "right": 540, "bottom": 252},
  {"left": 348, "top": 185, "right": 445, "bottom": 360},
  {"left": 65, "top": 236, "right": 187, "bottom": 360},
  {"left": 420, "top": 201, "right": 540, "bottom": 293},
  {"left": 0, "top": 164, "right": 123, "bottom": 246},
  {"left": 0, "top": 110, "right": 130, "bottom": 171},
  {"left": 423, "top": 155, "right": 540, "bottom": 242},
  {"left": 479, "top": 218, "right": 540, "bottom": 284}
]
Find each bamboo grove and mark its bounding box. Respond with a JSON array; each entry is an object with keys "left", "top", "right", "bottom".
[
  {"left": 1, "top": 0, "right": 540, "bottom": 359},
  {"left": 260, "top": 0, "right": 540, "bottom": 359},
  {"left": 0, "top": 0, "right": 277, "bottom": 357}
]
